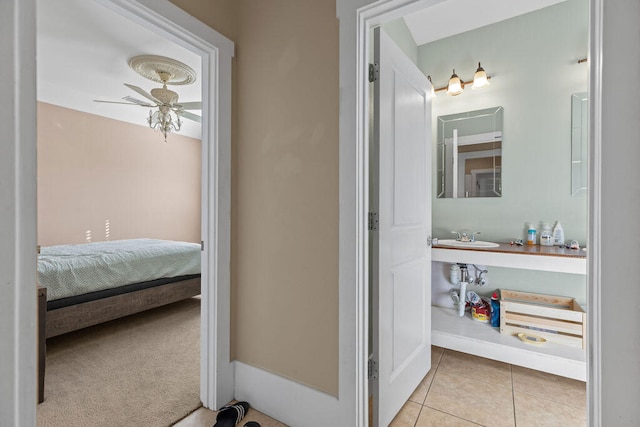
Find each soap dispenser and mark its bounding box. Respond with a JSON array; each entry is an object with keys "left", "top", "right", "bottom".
[{"left": 553, "top": 221, "right": 565, "bottom": 246}]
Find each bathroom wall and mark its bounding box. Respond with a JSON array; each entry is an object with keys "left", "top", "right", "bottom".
[
  {"left": 418, "top": 0, "right": 589, "bottom": 306},
  {"left": 419, "top": 0, "right": 588, "bottom": 245},
  {"left": 381, "top": 18, "right": 417, "bottom": 64}
]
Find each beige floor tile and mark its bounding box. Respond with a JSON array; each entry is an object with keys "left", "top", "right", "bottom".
[
  {"left": 415, "top": 406, "right": 480, "bottom": 426},
  {"left": 172, "top": 404, "right": 288, "bottom": 427},
  {"left": 172, "top": 407, "right": 215, "bottom": 426},
  {"left": 389, "top": 400, "right": 422, "bottom": 427},
  {"left": 438, "top": 349, "right": 512, "bottom": 389},
  {"left": 432, "top": 346, "right": 445, "bottom": 366},
  {"left": 409, "top": 369, "right": 435, "bottom": 405},
  {"left": 512, "top": 365, "right": 586, "bottom": 410},
  {"left": 514, "top": 391, "right": 586, "bottom": 427},
  {"left": 409, "top": 347, "right": 445, "bottom": 404},
  {"left": 425, "top": 370, "right": 515, "bottom": 427}
]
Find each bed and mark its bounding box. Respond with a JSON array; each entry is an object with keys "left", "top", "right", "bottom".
[
  {"left": 37, "top": 238, "right": 201, "bottom": 402},
  {"left": 38, "top": 238, "right": 202, "bottom": 338}
]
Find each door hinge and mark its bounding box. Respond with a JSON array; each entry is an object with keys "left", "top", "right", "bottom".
[
  {"left": 201, "top": 241, "right": 205, "bottom": 251},
  {"left": 368, "top": 212, "right": 379, "bottom": 231},
  {"left": 368, "top": 357, "right": 378, "bottom": 380},
  {"left": 368, "top": 63, "right": 379, "bottom": 82}
]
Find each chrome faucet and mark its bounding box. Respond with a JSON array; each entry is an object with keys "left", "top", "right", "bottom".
[{"left": 451, "top": 230, "right": 481, "bottom": 242}]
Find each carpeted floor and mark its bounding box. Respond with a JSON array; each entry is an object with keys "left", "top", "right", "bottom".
[{"left": 37, "top": 297, "right": 201, "bottom": 427}]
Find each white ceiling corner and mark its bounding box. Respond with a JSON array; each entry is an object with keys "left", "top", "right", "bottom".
[
  {"left": 402, "top": 0, "right": 567, "bottom": 46},
  {"left": 36, "top": 0, "right": 202, "bottom": 139}
]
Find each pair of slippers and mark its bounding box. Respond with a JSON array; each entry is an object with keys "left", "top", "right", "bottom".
[{"left": 213, "top": 401, "right": 261, "bottom": 427}]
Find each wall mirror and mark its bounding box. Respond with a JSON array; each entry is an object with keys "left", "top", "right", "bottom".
[
  {"left": 571, "top": 92, "right": 588, "bottom": 196},
  {"left": 436, "top": 106, "right": 503, "bottom": 198}
]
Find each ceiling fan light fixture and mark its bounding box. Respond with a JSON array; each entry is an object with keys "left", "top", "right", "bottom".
[
  {"left": 148, "top": 107, "right": 182, "bottom": 143},
  {"left": 94, "top": 55, "right": 202, "bottom": 142}
]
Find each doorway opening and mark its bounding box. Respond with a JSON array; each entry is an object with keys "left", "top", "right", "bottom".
[
  {"left": 34, "top": 0, "right": 234, "bottom": 418},
  {"left": 355, "top": 0, "right": 592, "bottom": 425}
]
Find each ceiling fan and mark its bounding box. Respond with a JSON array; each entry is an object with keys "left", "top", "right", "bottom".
[{"left": 94, "top": 55, "right": 201, "bottom": 141}]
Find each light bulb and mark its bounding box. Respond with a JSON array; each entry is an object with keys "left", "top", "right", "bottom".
[
  {"left": 446, "top": 70, "right": 464, "bottom": 96},
  {"left": 472, "top": 62, "right": 490, "bottom": 90}
]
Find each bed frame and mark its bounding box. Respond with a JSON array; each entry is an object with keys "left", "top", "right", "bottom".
[
  {"left": 37, "top": 276, "right": 200, "bottom": 402},
  {"left": 44, "top": 276, "right": 201, "bottom": 338}
]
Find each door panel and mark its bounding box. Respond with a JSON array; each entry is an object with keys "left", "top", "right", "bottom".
[{"left": 371, "top": 28, "right": 433, "bottom": 427}]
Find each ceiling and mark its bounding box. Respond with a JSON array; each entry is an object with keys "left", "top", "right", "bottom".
[
  {"left": 36, "top": 0, "right": 202, "bottom": 139},
  {"left": 36, "top": 0, "right": 565, "bottom": 141},
  {"left": 403, "top": 0, "right": 567, "bottom": 46}
]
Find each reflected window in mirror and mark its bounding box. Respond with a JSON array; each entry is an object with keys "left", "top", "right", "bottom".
[
  {"left": 437, "top": 106, "right": 503, "bottom": 198},
  {"left": 571, "top": 92, "right": 588, "bottom": 196}
]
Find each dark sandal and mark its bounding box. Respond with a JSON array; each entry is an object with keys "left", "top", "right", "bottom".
[{"left": 213, "top": 401, "right": 250, "bottom": 427}]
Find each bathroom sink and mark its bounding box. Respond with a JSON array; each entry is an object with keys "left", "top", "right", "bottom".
[{"left": 435, "top": 239, "right": 500, "bottom": 249}]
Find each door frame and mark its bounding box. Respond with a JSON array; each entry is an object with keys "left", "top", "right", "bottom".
[
  {"left": 84, "top": 0, "right": 235, "bottom": 410},
  {"left": 5, "top": 1, "right": 234, "bottom": 422},
  {"left": 341, "top": 0, "right": 603, "bottom": 424}
]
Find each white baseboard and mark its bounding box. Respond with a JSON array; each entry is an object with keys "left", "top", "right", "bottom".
[{"left": 234, "top": 361, "right": 339, "bottom": 427}]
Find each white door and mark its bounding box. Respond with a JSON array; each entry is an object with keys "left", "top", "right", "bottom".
[{"left": 370, "top": 28, "right": 432, "bottom": 427}]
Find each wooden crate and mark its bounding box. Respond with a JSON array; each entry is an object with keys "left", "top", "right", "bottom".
[{"left": 499, "top": 289, "right": 586, "bottom": 349}]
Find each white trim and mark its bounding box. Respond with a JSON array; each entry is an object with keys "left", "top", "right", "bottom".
[
  {"left": 587, "top": 0, "right": 602, "bottom": 424},
  {"left": 1, "top": 0, "right": 37, "bottom": 424},
  {"left": 234, "top": 361, "right": 339, "bottom": 427},
  {"left": 94, "top": 0, "right": 234, "bottom": 58}
]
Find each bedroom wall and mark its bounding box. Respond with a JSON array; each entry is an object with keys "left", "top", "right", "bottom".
[
  {"left": 169, "top": 0, "right": 340, "bottom": 396},
  {"left": 37, "top": 101, "right": 201, "bottom": 246}
]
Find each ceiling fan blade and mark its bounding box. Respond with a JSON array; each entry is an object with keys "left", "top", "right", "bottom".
[
  {"left": 124, "top": 83, "right": 161, "bottom": 104},
  {"left": 178, "top": 101, "right": 202, "bottom": 110},
  {"left": 94, "top": 99, "right": 143, "bottom": 106},
  {"left": 179, "top": 110, "right": 201, "bottom": 124},
  {"left": 123, "top": 96, "right": 155, "bottom": 107}
]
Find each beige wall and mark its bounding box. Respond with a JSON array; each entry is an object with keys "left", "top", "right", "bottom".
[
  {"left": 37, "top": 102, "right": 201, "bottom": 246},
  {"left": 169, "top": 0, "right": 340, "bottom": 395}
]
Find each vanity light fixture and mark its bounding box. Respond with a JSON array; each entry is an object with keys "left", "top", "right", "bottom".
[
  {"left": 471, "top": 62, "right": 490, "bottom": 90},
  {"left": 446, "top": 69, "right": 464, "bottom": 96},
  {"left": 432, "top": 62, "right": 492, "bottom": 96},
  {"left": 427, "top": 75, "right": 437, "bottom": 98}
]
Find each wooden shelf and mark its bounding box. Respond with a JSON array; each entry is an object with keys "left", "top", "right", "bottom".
[
  {"left": 432, "top": 243, "right": 586, "bottom": 274},
  {"left": 432, "top": 306, "right": 586, "bottom": 381}
]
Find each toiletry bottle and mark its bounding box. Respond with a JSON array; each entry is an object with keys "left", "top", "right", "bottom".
[
  {"left": 490, "top": 291, "right": 500, "bottom": 327},
  {"left": 527, "top": 223, "right": 536, "bottom": 245},
  {"left": 540, "top": 223, "right": 553, "bottom": 246},
  {"left": 553, "top": 221, "right": 565, "bottom": 246}
]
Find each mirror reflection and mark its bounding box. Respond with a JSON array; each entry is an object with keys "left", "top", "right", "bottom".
[
  {"left": 437, "top": 106, "right": 503, "bottom": 198},
  {"left": 571, "top": 92, "right": 588, "bottom": 195}
]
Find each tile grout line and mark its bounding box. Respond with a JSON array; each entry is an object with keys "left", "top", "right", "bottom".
[
  {"left": 510, "top": 363, "right": 517, "bottom": 426},
  {"left": 415, "top": 348, "right": 442, "bottom": 426},
  {"left": 420, "top": 348, "right": 484, "bottom": 426}
]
